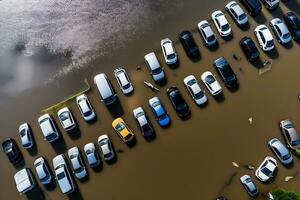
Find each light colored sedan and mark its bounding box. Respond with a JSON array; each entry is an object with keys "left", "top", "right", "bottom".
[
  {"left": 68, "top": 147, "right": 87, "bottom": 179},
  {"left": 197, "top": 20, "right": 217, "bottom": 46},
  {"left": 279, "top": 119, "right": 300, "bottom": 151},
  {"left": 269, "top": 18, "right": 292, "bottom": 44},
  {"left": 57, "top": 107, "right": 76, "bottom": 131},
  {"left": 34, "top": 157, "right": 52, "bottom": 185},
  {"left": 161, "top": 38, "right": 177, "bottom": 65},
  {"left": 133, "top": 107, "right": 154, "bottom": 137},
  {"left": 76, "top": 94, "right": 96, "bottom": 122},
  {"left": 184, "top": 75, "right": 208, "bottom": 105},
  {"left": 84, "top": 143, "right": 100, "bottom": 167},
  {"left": 226, "top": 1, "right": 248, "bottom": 26},
  {"left": 114, "top": 67, "right": 134, "bottom": 95},
  {"left": 19, "top": 123, "right": 34, "bottom": 149},
  {"left": 212, "top": 10, "right": 232, "bottom": 37},
  {"left": 144, "top": 52, "right": 165, "bottom": 82},
  {"left": 255, "top": 156, "right": 277, "bottom": 182},
  {"left": 240, "top": 175, "right": 259, "bottom": 197},
  {"left": 268, "top": 138, "right": 293, "bottom": 165},
  {"left": 98, "top": 134, "right": 115, "bottom": 161},
  {"left": 254, "top": 25, "right": 274, "bottom": 51},
  {"left": 201, "top": 71, "right": 222, "bottom": 96}
]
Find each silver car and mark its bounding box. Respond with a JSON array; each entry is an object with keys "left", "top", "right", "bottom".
[
  {"left": 114, "top": 67, "right": 134, "bottom": 95},
  {"left": 68, "top": 147, "right": 87, "bottom": 179},
  {"left": 197, "top": 20, "right": 217, "bottom": 46},
  {"left": 226, "top": 1, "right": 248, "bottom": 26},
  {"left": 268, "top": 138, "right": 293, "bottom": 165},
  {"left": 19, "top": 123, "right": 34, "bottom": 149},
  {"left": 84, "top": 143, "right": 100, "bottom": 167},
  {"left": 269, "top": 18, "right": 292, "bottom": 44},
  {"left": 279, "top": 119, "right": 300, "bottom": 151},
  {"left": 98, "top": 134, "right": 115, "bottom": 161},
  {"left": 183, "top": 75, "right": 208, "bottom": 105},
  {"left": 34, "top": 157, "right": 52, "bottom": 185},
  {"left": 240, "top": 175, "right": 259, "bottom": 197}
]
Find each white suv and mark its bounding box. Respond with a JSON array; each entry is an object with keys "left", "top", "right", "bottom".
[{"left": 254, "top": 25, "right": 274, "bottom": 51}]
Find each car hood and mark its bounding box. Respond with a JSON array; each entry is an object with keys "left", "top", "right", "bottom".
[{"left": 158, "top": 115, "right": 170, "bottom": 126}]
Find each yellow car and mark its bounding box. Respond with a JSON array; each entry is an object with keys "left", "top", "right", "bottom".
[{"left": 112, "top": 118, "right": 135, "bottom": 143}]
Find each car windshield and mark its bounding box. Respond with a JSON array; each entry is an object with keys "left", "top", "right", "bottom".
[
  {"left": 284, "top": 124, "right": 294, "bottom": 129},
  {"left": 83, "top": 110, "right": 92, "bottom": 117},
  {"left": 291, "top": 140, "right": 300, "bottom": 146},
  {"left": 20, "top": 129, "right": 27, "bottom": 137},
  {"left": 266, "top": 40, "right": 274, "bottom": 48},
  {"left": 283, "top": 152, "right": 291, "bottom": 160},
  {"left": 194, "top": 91, "right": 204, "bottom": 99},
  {"left": 261, "top": 166, "right": 272, "bottom": 176},
  {"left": 239, "top": 13, "right": 246, "bottom": 20},
  {"left": 100, "top": 138, "right": 108, "bottom": 146},
  {"left": 207, "top": 35, "right": 215, "bottom": 42},
  {"left": 57, "top": 171, "right": 66, "bottom": 180},
  {"left": 167, "top": 53, "right": 176, "bottom": 59},
  {"left": 187, "top": 79, "right": 197, "bottom": 86},
  {"left": 221, "top": 24, "right": 230, "bottom": 32},
  {"left": 152, "top": 67, "right": 162, "bottom": 75},
  {"left": 123, "top": 83, "right": 131, "bottom": 90},
  {"left": 205, "top": 75, "right": 215, "bottom": 84},
  {"left": 116, "top": 123, "right": 125, "bottom": 132},
  {"left": 136, "top": 112, "right": 144, "bottom": 118}
]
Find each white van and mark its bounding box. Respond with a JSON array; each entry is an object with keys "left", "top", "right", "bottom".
[
  {"left": 14, "top": 168, "right": 36, "bottom": 194},
  {"left": 144, "top": 52, "right": 165, "bottom": 82},
  {"left": 94, "top": 73, "right": 117, "bottom": 105}
]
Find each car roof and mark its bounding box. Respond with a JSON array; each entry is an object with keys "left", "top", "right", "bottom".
[
  {"left": 275, "top": 21, "right": 289, "bottom": 35},
  {"left": 78, "top": 98, "right": 91, "bottom": 113},
  {"left": 56, "top": 166, "right": 72, "bottom": 193},
  {"left": 270, "top": 139, "right": 289, "bottom": 156},
  {"left": 14, "top": 168, "right": 32, "bottom": 193},
  {"left": 116, "top": 71, "right": 130, "bottom": 86},
  {"left": 39, "top": 118, "right": 54, "bottom": 136},
  {"left": 94, "top": 73, "right": 113, "bottom": 99},
  {"left": 258, "top": 26, "right": 273, "bottom": 40},
  {"left": 229, "top": 2, "right": 244, "bottom": 16},
  {"left": 163, "top": 42, "right": 174, "bottom": 55},
  {"left": 145, "top": 52, "right": 160, "bottom": 70}
]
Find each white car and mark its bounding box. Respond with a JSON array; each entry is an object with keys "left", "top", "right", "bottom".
[
  {"left": 84, "top": 143, "right": 100, "bottom": 167},
  {"left": 161, "top": 38, "right": 177, "bottom": 65},
  {"left": 14, "top": 168, "right": 36, "bottom": 194},
  {"left": 68, "top": 147, "right": 87, "bottom": 179},
  {"left": 34, "top": 157, "right": 52, "bottom": 185},
  {"left": 268, "top": 138, "right": 293, "bottom": 165},
  {"left": 201, "top": 71, "right": 222, "bottom": 96},
  {"left": 98, "top": 134, "right": 115, "bottom": 161},
  {"left": 76, "top": 94, "right": 96, "bottom": 122},
  {"left": 211, "top": 10, "right": 232, "bottom": 37},
  {"left": 254, "top": 25, "right": 275, "bottom": 51},
  {"left": 269, "top": 18, "right": 292, "bottom": 44},
  {"left": 53, "top": 154, "right": 76, "bottom": 194},
  {"left": 197, "top": 20, "right": 217, "bottom": 46},
  {"left": 255, "top": 156, "right": 277, "bottom": 182},
  {"left": 144, "top": 52, "right": 165, "bottom": 82},
  {"left": 38, "top": 113, "right": 60, "bottom": 143},
  {"left": 183, "top": 75, "right": 208, "bottom": 105},
  {"left": 225, "top": 1, "right": 248, "bottom": 26},
  {"left": 114, "top": 67, "right": 134, "bottom": 94},
  {"left": 18, "top": 123, "right": 34, "bottom": 149},
  {"left": 57, "top": 107, "right": 76, "bottom": 131},
  {"left": 240, "top": 175, "right": 259, "bottom": 197}
]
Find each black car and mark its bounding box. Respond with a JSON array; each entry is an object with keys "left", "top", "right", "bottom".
[
  {"left": 213, "top": 57, "right": 238, "bottom": 88},
  {"left": 166, "top": 86, "right": 190, "bottom": 118},
  {"left": 239, "top": 0, "right": 262, "bottom": 16},
  {"left": 2, "top": 138, "right": 23, "bottom": 164},
  {"left": 240, "top": 36, "right": 260, "bottom": 62},
  {"left": 283, "top": 12, "right": 300, "bottom": 41},
  {"left": 179, "top": 31, "right": 200, "bottom": 58}
]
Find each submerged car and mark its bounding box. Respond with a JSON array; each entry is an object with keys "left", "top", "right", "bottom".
[
  {"left": 283, "top": 12, "right": 300, "bottom": 41},
  {"left": 76, "top": 94, "right": 96, "bottom": 122},
  {"left": 239, "top": 36, "right": 260, "bottom": 62},
  {"left": 201, "top": 71, "right": 222, "bottom": 96},
  {"left": 133, "top": 107, "right": 155, "bottom": 137},
  {"left": 183, "top": 75, "right": 208, "bottom": 105},
  {"left": 212, "top": 10, "right": 232, "bottom": 37},
  {"left": 161, "top": 38, "right": 178, "bottom": 65},
  {"left": 18, "top": 123, "right": 34, "bottom": 149},
  {"left": 261, "top": 0, "right": 280, "bottom": 10},
  {"left": 112, "top": 118, "right": 135, "bottom": 143},
  {"left": 213, "top": 57, "right": 238, "bottom": 88},
  {"left": 197, "top": 20, "right": 217, "bottom": 46},
  {"left": 179, "top": 31, "right": 200, "bottom": 58},
  {"left": 269, "top": 18, "right": 292, "bottom": 44},
  {"left": 167, "top": 86, "right": 190, "bottom": 118},
  {"left": 114, "top": 67, "right": 134, "bottom": 94},
  {"left": 53, "top": 154, "right": 76, "bottom": 194},
  {"left": 34, "top": 157, "right": 52, "bottom": 185},
  {"left": 226, "top": 1, "right": 248, "bottom": 26},
  {"left": 268, "top": 138, "right": 293, "bottom": 165},
  {"left": 255, "top": 156, "right": 277, "bottom": 182},
  {"left": 144, "top": 52, "right": 165, "bottom": 82},
  {"left": 240, "top": 175, "right": 259, "bottom": 197},
  {"left": 84, "top": 143, "right": 100, "bottom": 167},
  {"left": 98, "top": 134, "right": 115, "bottom": 161},
  {"left": 279, "top": 119, "right": 300, "bottom": 151},
  {"left": 58, "top": 107, "right": 76, "bottom": 131},
  {"left": 2, "top": 138, "right": 23, "bottom": 164},
  {"left": 149, "top": 97, "right": 171, "bottom": 127},
  {"left": 254, "top": 25, "right": 274, "bottom": 51},
  {"left": 68, "top": 147, "right": 87, "bottom": 179},
  {"left": 239, "top": 0, "right": 262, "bottom": 16},
  {"left": 38, "top": 113, "right": 60, "bottom": 143}
]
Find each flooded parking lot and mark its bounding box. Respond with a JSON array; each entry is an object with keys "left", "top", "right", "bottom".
[{"left": 0, "top": 0, "right": 300, "bottom": 199}]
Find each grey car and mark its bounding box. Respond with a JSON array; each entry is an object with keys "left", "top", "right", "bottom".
[
  {"left": 279, "top": 119, "right": 300, "bottom": 151},
  {"left": 269, "top": 18, "right": 292, "bottom": 44},
  {"left": 240, "top": 175, "right": 259, "bottom": 197},
  {"left": 268, "top": 138, "right": 293, "bottom": 165}
]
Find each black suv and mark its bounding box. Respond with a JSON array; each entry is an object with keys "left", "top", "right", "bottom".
[
  {"left": 214, "top": 57, "right": 238, "bottom": 88},
  {"left": 240, "top": 36, "right": 260, "bottom": 62},
  {"left": 283, "top": 12, "right": 300, "bottom": 41},
  {"left": 166, "top": 86, "right": 190, "bottom": 118},
  {"left": 239, "top": 0, "right": 262, "bottom": 16},
  {"left": 179, "top": 31, "right": 200, "bottom": 58},
  {"left": 2, "top": 138, "right": 23, "bottom": 164}
]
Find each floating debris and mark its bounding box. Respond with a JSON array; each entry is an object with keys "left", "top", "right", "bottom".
[
  {"left": 232, "top": 53, "right": 241, "bottom": 61},
  {"left": 232, "top": 161, "right": 239, "bottom": 168},
  {"left": 144, "top": 81, "right": 159, "bottom": 91},
  {"left": 259, "top": 59, "right": 273, "bottom": 75},
  {"left": 246, "top": 164, "right": 255, "bottom": 170},
  {"left": 216, "top": 196, "right": 228, "bottom": 200},
  {"left": 248, "top": 117, "right": 253, "bottom": 125},
  {"left": 284, "top": 176, "right": 294, "bottom": 182},
  {"left": 238, "top": 67, "right": 243, "bottom": 72},
  {"left": 136, "top": 65, "right": 141, "bottom": 70},
  {"left": 116, "top": 149, "right": 124, "bottom": 153}
]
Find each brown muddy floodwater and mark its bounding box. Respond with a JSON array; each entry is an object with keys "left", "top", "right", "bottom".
[{"left": 0, "top": 0, "right": 300, "bottom": 200}]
